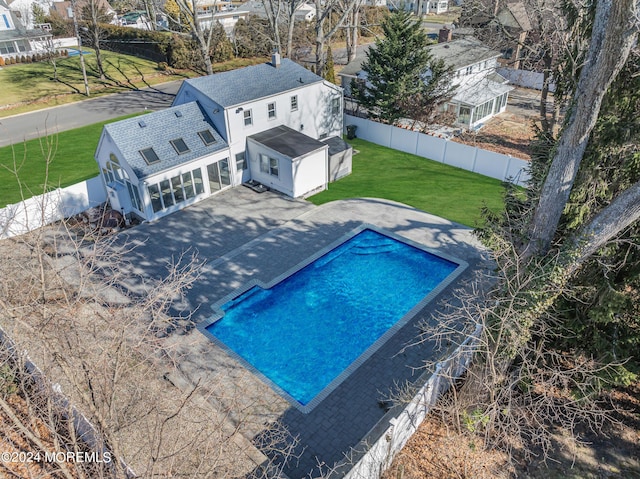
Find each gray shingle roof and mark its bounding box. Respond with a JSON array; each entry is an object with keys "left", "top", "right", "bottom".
[
  {"left": 428, "top": 37, "right": 501, "bottom": 71},
  {"left": 181, "top": 59, "right": 325, "bottom": 108},
  {"left": 104, "top": 102, "right": 228, "bottom": 179},
  {"left": 249, "top": 125, "right": 326, "bottom": 159}
]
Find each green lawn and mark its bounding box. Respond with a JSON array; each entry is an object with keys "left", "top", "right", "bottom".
[
  {"left": 0, "top": 52, "right": 267, "bottom": 117},
  {"left": 309, "top": 138, "right": 505, "bottom": 227},
  {"left": 0, "top": 49, "right": 194, "bottom": 116},
  {"left": 0, "top": 114, "right": 143, "bottom": 207}
]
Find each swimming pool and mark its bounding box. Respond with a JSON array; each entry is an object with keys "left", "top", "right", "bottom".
[{"left": 203, "top": 226, "right": 466, "bottom": 412}]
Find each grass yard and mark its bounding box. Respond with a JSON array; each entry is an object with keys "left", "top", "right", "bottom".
[
  {"left": 309, "top": 138, "right": 506, "bottom": 227},
  {"left": 0, "top": 49, "right": 194, "bottom": 116},
  {"left": 0, "top": 113, "right": 143, "bottom": 207},
  {"left": 0, "top": 50, "right": 267, "bottom": 117}
]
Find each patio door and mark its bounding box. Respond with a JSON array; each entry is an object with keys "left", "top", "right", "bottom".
[{"left": 207, "top": 158, "right": 231, "bottom": 193}]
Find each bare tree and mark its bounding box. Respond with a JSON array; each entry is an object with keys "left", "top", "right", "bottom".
[
  {"left": 0, "top": 144, "right": 299, "bottom": 477},
  {"left": 80, "top": 0, "right": 114, "bottom": 80},
  {"left": 404, "top": 0, "right": 640, "bottom": 469},
  {"left": 164, "top": 0, "right": 217, "bottom": 74},
  {"left": 313, "top": 0, "right": 359, "bottom": 74}
]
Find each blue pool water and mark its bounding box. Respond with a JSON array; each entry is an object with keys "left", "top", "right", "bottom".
[{"left": 206, "top": 228, "right": 459, "bottom": 407}]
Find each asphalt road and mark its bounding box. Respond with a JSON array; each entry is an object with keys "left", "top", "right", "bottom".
[{"left": 0, "top": 80, "right": 183, "bottom": 147}]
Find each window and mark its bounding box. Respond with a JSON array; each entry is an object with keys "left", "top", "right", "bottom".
[
  {"left": 260, "top": 154, "right": 278, "bottom": 177},
  {"left": 290, "top": 95, "right": 298, "bottom": 111},
  {"left": 236, "top": 151, "right": 246, "bottom": 171},
  {"left": 243, "top": 109, "right": 252, "bottom": 126},
  {"left": 126, "top": 181, "right": 141, "bottom": 211},
  {"left": 140, "top": 147, "right": 160, "bottom": 165},
  {"left": 160, "top": 179, "right": 174, "bottom": 207},
  {"left": 170, "top": 138, "right": 190, "bottom": 155},
  {"left": 331, "top": 97, "right": 341, "bottom": 115},
  {"left": 105, "top": 153, "right": 128, "bottom": 185},
  {"left": 148, "top": 184, "right": 162, "bottom": 213},
  {"left": 472, "top": 98, "right": 496, "bottom": 124},
  {"left": 268, "top": 102, "right": 276, "bottom": 119},
  {"left": 193, "top": 168, "right": 205, "bottom": 195},
  {"left": 171, "top": 175, "right": 185, "bottom": 203},
  {"left": 182, "top": 172, "right": 195, "bottom": 199},
  {"left": 465, "top": 65, "right": 473, "bottom": 75},
  {"left": 198, "top": 129, "right": 217, "bottom": 146}
]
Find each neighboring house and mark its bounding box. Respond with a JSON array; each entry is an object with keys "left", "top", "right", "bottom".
[
  {"left": 293, "top": 3, "right": 315, "bottom": 21},
  {"left": 6, "top": 0, "right": 48, "bottom": 28},
  {"left": 339, "top": 35, "right": 513, "bottom": 130},
  {"left": 240, "top": 0, "right": 317, "bottom": 22},
  {"left": 460, "top": 1, "right": 533, "bottom": 70},
  {"left": 404, "top": 0, "right": 448, "bottom": 16},
  {"left": 0, "top": 0, "right": 51, "bottom": 59},
  {"left": 119, "top": 11, "right": 153, "bottom": 30},
  {"left": 429, "top": 35, "right": 513, "bottom": 129},
  {"left": 95, "top": 55, "right": 349, "bottom": 222},
  {"left": 49, "top": 0, "right": 117, "bottom": 23},
  {"left": 197, "top": 9, "right": 250, "bottom": 36}
]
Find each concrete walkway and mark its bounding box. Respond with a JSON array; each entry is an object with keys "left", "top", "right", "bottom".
[{"left": 111, "top": 187, "right": 491, "bottom": 477}]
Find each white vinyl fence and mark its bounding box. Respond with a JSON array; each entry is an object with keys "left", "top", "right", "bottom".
[
  {"left": 345, "top": 115, "right": 530, "bottom": 187},
  {"left": 341, "top": 325, "right": 482, "bottom": 479},
  {"left": 497, "top": 67, "right": 556, "bottom": 92},
  {"left": 0, "top": 176, "right": 106, "bottom": 239}
]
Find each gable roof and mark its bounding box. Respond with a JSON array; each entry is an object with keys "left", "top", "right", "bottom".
[
  {"left": 104, "top": 102, "right": 228, "bottom": 179},
  {"left": 498, "top": 2, "right": 533, "bottom": 31},
  {"left": 180, "top": 59, "right": 325, "bottom": 108},
  {"left": 428, "top": 37, "right": 501, "bottom": 70}
]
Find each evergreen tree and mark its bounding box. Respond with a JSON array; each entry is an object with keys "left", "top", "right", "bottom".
[
  {"left": 323, "top": 46, "right": 336, "bottom": 83},
  {"left": 352, "top": 10, "right": 453, "bottom": 124}
]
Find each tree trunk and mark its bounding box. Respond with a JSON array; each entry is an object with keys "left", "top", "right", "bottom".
[
  {"left": 569, "top": 180, "right": 640, "bottom": 271},
  {"left": 525, "top": 0, "right": 639, "bottom": 257}
]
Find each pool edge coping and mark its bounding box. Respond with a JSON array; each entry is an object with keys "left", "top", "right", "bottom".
[{"left": 197, "top": 223, "right": 469, "bottom": 414}]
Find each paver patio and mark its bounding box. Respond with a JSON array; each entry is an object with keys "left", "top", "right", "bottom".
[{"left": 112, "top": 186, "right": 491, "bottom": 477}]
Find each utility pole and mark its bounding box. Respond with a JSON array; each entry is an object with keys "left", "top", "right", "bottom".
[{"left": 69, "top": 1, "right": 90, "bottom": 96}]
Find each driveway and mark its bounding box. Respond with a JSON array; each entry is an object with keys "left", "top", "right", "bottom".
[
  {"left": 0, "top": 80, "right": 182, "bottom": 147},
  {"left": 109, "top": 187, "right": 491, "bottom": 477}
]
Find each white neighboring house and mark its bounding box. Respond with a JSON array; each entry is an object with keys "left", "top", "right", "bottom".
[
  {"left": 0, "top": 0, "right": 51, "bottom": 59},
  {"left": 241, "top": 0, "right": 317, "bottom": 22},
  {"left": 95, "top": 56, "right": 349, "bottom": 222},
  {"left": 403, "top": 0, "right": 448, "bottom": 16},
  {"left": 340, "top": 36, "right": 513, "bottom": 130},
  {"left": 197, "top": 9, "right": 250, "bottom": 36},
  {"left": 429, "top": 36, "right": 513, "bottom": 129}
]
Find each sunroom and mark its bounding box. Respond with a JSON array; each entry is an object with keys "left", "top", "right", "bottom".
[{"left": 95, "top": 102, "right": 231, "bottom": 222}]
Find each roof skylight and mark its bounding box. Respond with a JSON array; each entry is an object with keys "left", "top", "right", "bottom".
[
  {"left": 140, "top": 147, "right": 160, "bottom": 164},
  {"left": 198, "top": 129, "right": 217, "bottom": 146},
  {"left": 170, "top": 138, "right": 190, "bottom": 155}
]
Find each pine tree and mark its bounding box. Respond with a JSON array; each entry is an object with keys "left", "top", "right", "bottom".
[
  {"left": 324, "top": 46, "right": 336, "bottom": 84},
  {"left": 352, "top": 10, "right": 453, "bottom": 124}
]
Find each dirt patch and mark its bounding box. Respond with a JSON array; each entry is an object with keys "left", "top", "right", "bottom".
[
  {"left": 386, "top": 380, "right": 640, "bottom": 478},
  {"left": 453, "top": 88, "right": 549, "bottom": 161}
]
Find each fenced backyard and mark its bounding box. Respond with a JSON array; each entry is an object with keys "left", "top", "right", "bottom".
[{"left": 343, "top": 115, "right": 530, "bottom": 187}]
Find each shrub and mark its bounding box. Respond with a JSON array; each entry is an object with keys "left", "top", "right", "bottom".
[{"left": 0, "top": 57, "right": 4, "bottom": 66}]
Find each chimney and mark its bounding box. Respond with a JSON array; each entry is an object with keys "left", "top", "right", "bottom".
[
  {"left": 438, "top": 27, "right": 452, "bottom": 43},
  {"left": 271, "top": 51, "right": 281, "bottom": 68}
]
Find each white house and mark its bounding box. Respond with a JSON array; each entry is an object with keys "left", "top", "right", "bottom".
[
  {"left": 240, "top": 0, "right": 317, "bottom": 22},
  {"left": 0, "top": 0, "right": 51, "bottom": 60},
  {"left": 340, "top": 36, "right": 513, "bottom": 130},
  {"left": 95, "top": 56, "right": 349, "bottom": 222},
  {"left": 197, "top": 9, "right": 250, "bottom": 36},
  {"left": 403, "top": 0, "right": 448, "bottom": 16},
  {"left": 429, "top": 36, "right": 513, "bottom": 129}
]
